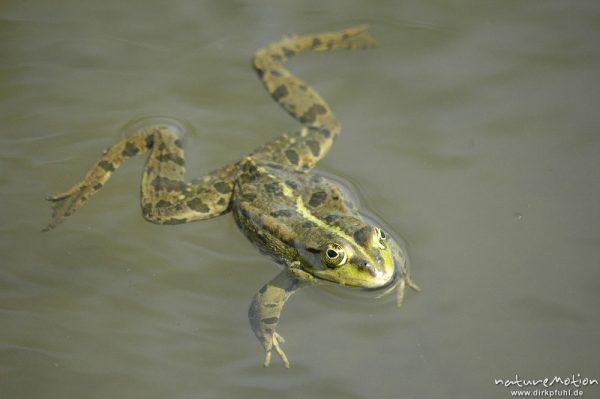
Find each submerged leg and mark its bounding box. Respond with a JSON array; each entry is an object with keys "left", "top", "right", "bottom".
[
  {"left": 390, "top": 240, "right": 421, "bottom": 306},
  {"left": 395, "top": 275, "right": 421, "bottom": 307},
  {"left": 251, "top": 25, "right": 377, "bottom": 169},
  {"left": 43, "top": 126, "right": 235, "bottom": 231},
  {"left": 248, "top": 269, "right": 311, "bottom": 368}
]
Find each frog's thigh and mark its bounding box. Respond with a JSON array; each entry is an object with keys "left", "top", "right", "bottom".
[{"left": 140, "top": 130, "right": 235, "bottom": 224}]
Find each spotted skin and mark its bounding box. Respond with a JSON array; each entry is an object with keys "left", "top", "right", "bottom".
[
  {"left": 43, "top": 126, "right": 236, "bottom": 231},
  {"left": 250, "top": 24, "right": 376, "bottom": 169},
  {"left": 43, "top": 25, "right": 419, "bottom": 368}
]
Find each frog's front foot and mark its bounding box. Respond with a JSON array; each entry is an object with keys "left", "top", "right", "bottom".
[
  {"left": 396, "top": 275, "right": 421, "bottom": 307},
  {"left": 263, "top": 331, "right": 290, "bottom": 368},
  {"left": 249, "top": 270, "right": 307, "bottom": 368}
]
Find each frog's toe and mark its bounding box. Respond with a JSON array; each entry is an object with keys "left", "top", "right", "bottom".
[
  {"left": 263, "top": 332, "right": 290, "bottom": 368},
  {"left": 406, "top": 276, "right": 421, "bottom": 292},
  {"left": 42, "top": 184, "right": 95, "bottom": 231},
  {"left": 395, "top": 276, "right": 421, "bottom": 307},
  {"left": 272, "top": 332, "right": 290, "bottom": 368}
]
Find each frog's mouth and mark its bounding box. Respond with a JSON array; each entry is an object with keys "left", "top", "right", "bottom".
[
  {"left": 362, "top": 268, "right": 399, "bottom": 292},
  {"left": 310, "top": 264, "right": 397, "bottom": 289}
]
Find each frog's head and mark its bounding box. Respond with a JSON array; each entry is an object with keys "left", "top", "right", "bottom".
[{"left": 299, "top": 221, "right": 403, "bottom": 289}]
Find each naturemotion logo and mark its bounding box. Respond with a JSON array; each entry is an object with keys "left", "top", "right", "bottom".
[{"left": 494, "top": 373, "right": 597, "bottom": 397}]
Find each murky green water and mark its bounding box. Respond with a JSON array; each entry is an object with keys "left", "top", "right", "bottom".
[{"left": 1, "top": 1, "right": 599, "bottom": 398}]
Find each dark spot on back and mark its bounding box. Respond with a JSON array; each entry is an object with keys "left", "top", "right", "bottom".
[
  {"left": 142, "top": 203, "right": 152, "bottom": 216},
  {"left": 151, "top": 176, "right": 187, "bottom": 192},
  {"left": 156, "top": 153, "right": 185, "bottom": 166},
  {"left": 285, "top": 179, "right": 299, "bottom": 190},
  {"left": 263, "top": 182, "right": 283, "bottom": 196},
  {"left": 122, "top": 142, "right": 140, "bottom": 157},
  {"left": 269, "top": 68, "right": 282, "bottom": 77},
  {"left": 312, "top": 37, "right": 322, "bottom": 48},
  {"left": 270, "top": 209, "right": 295, "bottom": 218},
  {"left": 213, "top": 181, "right": 230, "bottom": 194},
  {"left": 312, "top": 104, "right": 327, "bottom": 114},
  {"left": 307, "top": 126, "right": 332, "bottom": 138},
  {"left": 353, "top": 226, "right": 372, "bottom": 246},
  {"left": 242, "top": 193, "right": 257, "bottom": 202},
  {"left": 299, "top": 104, "right": 328, "bottom": 125},
  {"left": 306, "top": 140, "right": 321, "bottom": 157},
  {"left": 272, "top": 84, "right": 289, "bottom": 101},
  {"left": 324, "top": 214, "right": 341, "bottom": 223},
  {"left": 156, "top": 199, "right": 172, "bottom": 208},
  {"left": 98, "top": 160, "right": 115, "bottom": 172},
  {"left": 261, "top": 316, "right": 279, "bottom": 324},
  {"left": 145, "top": 134, "right": 155, "bottom": 149},
  {"left": 93, "top": 183, "right": 103, "bottom": 190},
  {"left": 271, "top": 53, "right": 283, "bottom": 62},
  {"left": 217, "top": 198, "right": 227, "bottom": 206},
  {"left": 285, "top": 149, "right": 299, "bottom": 165},
  {"left": 308, "top": 191, "right": 327, "bottom": 207},
  {"left": 268, "top": 163, "right": 283, "bottom": 170},
  {"left": 240, "top": 158, "right": 259, "bottom": 175},
  {"left": 187, "top": 198, "right": 210, "bottom": 213},
  {"left": 302, "top": 221, "right": 317, "bottom": 229}
]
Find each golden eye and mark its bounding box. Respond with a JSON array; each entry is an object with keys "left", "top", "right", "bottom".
[
  {"left": 322, "top": 243, "right": 347, "bottom": 268},
  {"left": 375, "top": 227, "right": 387, "bottom": 249}
]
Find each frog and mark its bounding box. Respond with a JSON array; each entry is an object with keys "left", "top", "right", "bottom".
[{"left": 43, "top": 25, "right": 420, "bottom": 368}]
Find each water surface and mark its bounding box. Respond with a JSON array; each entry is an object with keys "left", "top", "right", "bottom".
[{"left": 1, "top": 1, "right": 599, "bottom": 398}]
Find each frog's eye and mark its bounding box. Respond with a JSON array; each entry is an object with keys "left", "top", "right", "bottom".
[
  {"left": 321, "top": 243, "right": 348, "bottom": 268},
  {"left": 375, "top": 227, "right": 387, "bottom": 249}
]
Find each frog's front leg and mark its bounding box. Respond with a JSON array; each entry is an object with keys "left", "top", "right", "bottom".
[
  {"left": 43, "top": 126, "right": 237, "bottom": 230},
  {"left": 389, "top": 240, "right": 421, "bottom": 306},
  {"left": 248, "top": 268, "right": 313, "bottom": 368}
]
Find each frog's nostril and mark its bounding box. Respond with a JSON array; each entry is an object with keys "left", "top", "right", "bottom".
[{"left": 361, "top": 262, "right": 380, "bottom": 277}]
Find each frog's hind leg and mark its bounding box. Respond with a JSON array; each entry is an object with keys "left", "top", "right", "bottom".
[
  {"left": 43, "top": 128, "right": 156, "bottom": 231},
  {"left": 139, "top": 128, "right": 236, "bottom": 225},
  {"left": 252, "top": 25, "right": 377, "bottom": 168},
  {"left": 43, "top": 126, "right": 235, "bottom": 231}
]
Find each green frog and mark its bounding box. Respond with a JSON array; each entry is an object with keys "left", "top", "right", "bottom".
[{"left": 43, "top": 25, "right": 420, "bottom": 368}]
